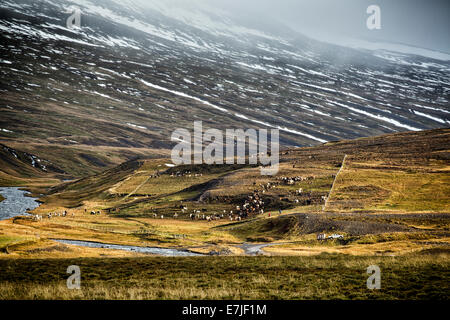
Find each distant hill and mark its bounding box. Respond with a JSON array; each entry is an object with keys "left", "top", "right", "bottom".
[
  {"left": 39, "top": 128, "right": 450, "bottom": 214},
  {"left": 0, "top": 143, "right": 65, "bottom": 186},
  {"left": 0, "top": 0, "right": 449, "bottom": 178}
]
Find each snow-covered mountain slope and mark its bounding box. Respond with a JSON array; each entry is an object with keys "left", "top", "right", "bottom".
[{"left": 0, "top": 0, "right": 449, "bottom": 156}]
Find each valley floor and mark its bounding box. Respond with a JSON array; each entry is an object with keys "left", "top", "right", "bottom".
[{"left": 0, "top": 253, "right": 448, "bottom": 300}]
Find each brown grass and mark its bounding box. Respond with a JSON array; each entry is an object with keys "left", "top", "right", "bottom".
[{"left": 0, "top": 253, "right": 448, "bottom": 299}]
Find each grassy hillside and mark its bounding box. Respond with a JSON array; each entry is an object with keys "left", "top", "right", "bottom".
[
  {"left": 42, "top": 159, "right": 144, "bottom": 208},
  {"left": 0, "top": 128, "right": 445, "bottom": 259},
  {"left": 0, "top": 143, "right": 64, "bottom": 192},
  {"left": 36, "top": 128, "right": 449, "bottom": 218},
  {"left": 0, "top": 139, "right": 169, "bottom": 178},
  {"left": 329, "top": 165, "right": 449, "bottom": 212}
]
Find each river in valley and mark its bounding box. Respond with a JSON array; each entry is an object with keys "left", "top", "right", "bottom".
[
  {"left": 0, "top": 188, "right": 283, "bottom": 256},
  {"left": 0, "top": 187, "right": 40, "bottom": 220},
  {"left": 53, "top": 239, "right": 203, "bottom": 256}
]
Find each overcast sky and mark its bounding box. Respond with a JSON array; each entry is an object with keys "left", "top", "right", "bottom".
[{"left": 210, "top": 0, "right": 450, "bottom": 54}]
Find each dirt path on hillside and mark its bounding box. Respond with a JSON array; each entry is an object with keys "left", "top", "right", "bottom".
[{"left": 323, "top": 154, "right": 347, "bottom": 211}]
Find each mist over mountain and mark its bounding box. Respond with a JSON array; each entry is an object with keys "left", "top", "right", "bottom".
[{"left": 0, "top": 0, "right": 449, "bottom": 174}]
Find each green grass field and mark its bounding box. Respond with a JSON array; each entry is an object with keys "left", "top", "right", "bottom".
[
  {"left": 329, "top": 164, "right": 450, "bottom": 213},
  {"left": 0, "top": 253, "right": 448, "bottom": 300}
]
